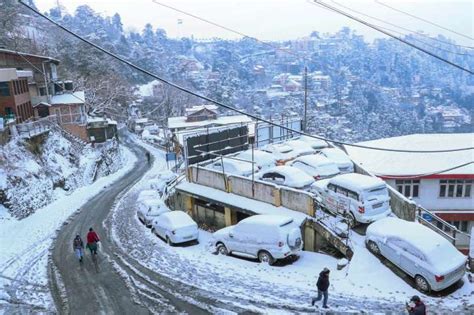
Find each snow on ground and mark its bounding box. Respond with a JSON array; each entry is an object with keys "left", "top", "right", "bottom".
[
  {"left": 110, "top": 144, "right": 473, "bottom": 313},
  {"left": 0, "top": 145, "right": 136, "bottom": 312}
]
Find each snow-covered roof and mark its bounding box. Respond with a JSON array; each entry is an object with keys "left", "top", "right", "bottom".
[
  {"left": 330, "top": 173, "right": 385, "bottom": 191},
  {"left": 168, "top": 115, "right": 253, "bottom": 129},
  {"left": 185, "top": 104, "right": 218, "bottom": 115},
  {"left": 176, "top": 181, "right": 307, "bottom": 225},
  {"left": 50, "top": 91, "right": 85, "bottom": 105},
  {"left": 293, "top": 155, "right": 334, "bottom": 167},
  {"left": 137, "top": 80, "right": 162, "bottom": 97},
  {"left": 366, "top": 217, "right": 465, "bottom": 272},
  {"left": 240, "top": 214, "right": 294, "bottom": 227},
  {"left": 345, "top": 134, "right": 474, "bottom": 177},
  {"left": 0, "top": 48, "right": 60, "bottom": 63}
]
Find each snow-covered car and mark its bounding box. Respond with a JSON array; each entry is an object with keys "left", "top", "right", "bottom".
[
  {"left": 311, "top": 173, "right": 391, "bottom": 226},
  {"left": 137, "top": 189, "right": 160, "bottom": 202},
  {"left": 288, "top": 155, "right": 340, "bottom": 180},
  {"left": 318, "top": 148, "right": 354, "bottom": 173},
  {"left": 285, "top": 139, "right": 315, "bottom": 156},
  {"left": 296, "top": 135, "right": 329, "bottom": 150},
  {"left": 257, "top": 165, "right": 315, "bottom": 189},
  {"left": 366, "top": 217, "right": 466, "bottom": 293},
  {"left": 213, "top": 215, "right": 303, "bottom": 265},
  {"left": 206, "top": 157, "right": 254, "bottom": 176},
  {"left": 147, "top": 171, "right": 179, "bottom": 194},
  {"left": 233, "top": 149, "right": 277, "bottom": 171},
  {"left": 137, "top": 198, "right": 170, "bottom": 227},
  {"left": 151, "top": 211, "right": 199, "bottom": 245},
  {"left": 261, "top": 143, "right": 298, "bottom": 162}
]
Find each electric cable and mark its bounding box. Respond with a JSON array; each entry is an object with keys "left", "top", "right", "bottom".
[
  {"left": 309, "top": 1, "right": 474, "bottom": 75},
  {"left": 374, "top": 0, "right": 474, "bottom": 41},
  {"left": 18, "top": 0, "right": 474, "bottom": 154},
  {"left": 372, "top": 161, "right": 474, "bottom": 180}
]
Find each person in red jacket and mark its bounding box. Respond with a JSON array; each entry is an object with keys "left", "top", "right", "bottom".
[{"left": 86, "top": 227, "right": 100, "bottom": 255}]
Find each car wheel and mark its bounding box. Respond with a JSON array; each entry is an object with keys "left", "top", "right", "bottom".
[
  {"left": 258, "top": 251, "right": 275, "bottom": 265},
  {"left": 216, "top": 243, "right": 228, "bottom": 256},
  {"left": 166, "top": 236, "right": 173, "bottom": 246},
  {"left": 344, "top": 212, "right": 356, "bottom": 228},
  {"left": 367, "top": 240, "right": 381, "bottom": 255},
  {"left": 415, "top": 275, "right": 431, "bottom": 293}
]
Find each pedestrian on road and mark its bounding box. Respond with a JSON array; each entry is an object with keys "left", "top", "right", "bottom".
[
  {"left": 86, "top": 227, "right": 100, "bottom": 255},
  {"left": 146, "top": 151, "right": 151, "bottom": 165},
  {"left": 311, "top": 267, "right": 330, "bottom": 309},
  {"left": 72, "top": 234, "right": 84, "bottom": 263},
  {"left": 406, "top": 295, "right": 426, "bottom": 315}
]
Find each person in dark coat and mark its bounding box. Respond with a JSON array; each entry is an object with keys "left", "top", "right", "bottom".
[
  {"left": 406, "top": 295, "right": 426, "bottom": 315},
  {"left": 72, "top": 235, "right": 84, "bottom": 263},
  {"left": 311, "top": 267, "right": 330, "bottom": 308}
]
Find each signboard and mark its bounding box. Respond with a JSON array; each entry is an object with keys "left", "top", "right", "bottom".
[
  {"left": 422, "top": 212, "right": 433, "bottom": 222},
  {"left": 166, "top": 152, "right": 177, "bottom": 161}
]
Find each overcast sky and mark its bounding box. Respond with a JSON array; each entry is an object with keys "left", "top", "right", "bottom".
[{"left": 34, "top": 0, "right": 473, "bottom": 45}]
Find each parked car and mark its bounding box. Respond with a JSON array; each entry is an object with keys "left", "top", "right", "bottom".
[
  {"left": 213, "top": 214, "right": 303, "bottom": 265},
  {"left": 297, "top": 135, "right": 329, "bottom": 150},
  {"left": 318, "top": 148, "right": 354, "bottom": 173},
  {"left": 206, "top": 157, "right": 253, "bottom": 176},
  {"left": 366, "top": 217, "right": 466, "bottom": 293},
  {"left": 137, "top": 189, "right": 160, "bottom": 202},
  {"left": 152, "top": 211, "right": 199, "bottom": 245},
  {"left": 285, "top": 139, "right": 316, "bottom": 156},
  {"left": 257, "top": 165, "right": 314, "bottom": 189},
  {"left": 147, "top": 171, "right": 179, "bottom": 195},
  {"left": 137, "top": 198, "right": 170, "bottom": 227},
  {"left": 288, "top": 155, "right": 340, "bottom": 180},
  {"left": 262, "top": 143, "right": 298, "bottom": 162},
  {"left": 234, "top": 149, "right": 277, "bottom": 171},
  {"left": 311, "top": 173, "right": 391, "bottom": 226}
]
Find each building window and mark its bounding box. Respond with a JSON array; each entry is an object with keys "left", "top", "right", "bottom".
[
  {"left": 396, "top": 179, "right": 420, "bottom": 198},
  {"left": 439, "top": 180, "right": 472, "bottom": 198},
  {"left": 0, "top": 82, "right": 10, "bottom": 96}
]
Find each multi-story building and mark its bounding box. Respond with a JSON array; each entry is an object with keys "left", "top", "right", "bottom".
[
  {"left": 346, "top": 133, "right": 474, "bottom": 235},
  {"left": 0, "top": 68, "right": 34, "bottom": 123}
]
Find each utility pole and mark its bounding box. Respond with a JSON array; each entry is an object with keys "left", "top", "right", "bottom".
[{"left": 304, "top": 66, "right": 308, "bottom": 132}]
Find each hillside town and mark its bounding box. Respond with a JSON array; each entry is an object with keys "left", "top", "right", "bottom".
[{"left": 0, "top": 0, "right": 473, "bottom": 314}]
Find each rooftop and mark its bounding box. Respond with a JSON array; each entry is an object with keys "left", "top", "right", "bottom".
[
  {"left": 168, "top": 114, "right": 253, "bottom": 130},
  {"left": 50, "top": 91, "right": 85, "bottom": 105},
  {"left": 0, "top": 48, "right": 60, "bottom": 64},
  {"left": 345, "top": 133, "right": 474, "bottom": 178}
]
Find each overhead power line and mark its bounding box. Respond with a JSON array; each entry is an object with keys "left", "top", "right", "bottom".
[
  {"left": 310, "top": 1, "right": 474, "bottom": 75},
  {"left": 373, "top": 161, "right": 474, "bottom": 180},
  {"left": 374, "top": 0, "right": 474, "bottom": 41},
  {"left": 19, "top": 0, "right": 474, "bottom": 154},
  {"left": 330, "top": 0, "right": 474, "bottom": 53}
]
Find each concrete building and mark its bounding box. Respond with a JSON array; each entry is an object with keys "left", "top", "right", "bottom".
[
  {"left": 0, "top": 68, "right": 34, "bottom": 123},
  {"left": 346, "top": 134, "right": 474, "bottom": 235}
]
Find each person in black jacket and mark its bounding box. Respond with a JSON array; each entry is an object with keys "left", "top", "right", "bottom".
[
  {"left": 311, "top": 267, "right": 330, "bottom": 308},
  {"left": 406, "top": 295, "right": 426, "bottom": 315}
]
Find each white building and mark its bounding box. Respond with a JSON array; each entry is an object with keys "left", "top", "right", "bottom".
[{"left": 346, "top": 134, "right": 474, "bottom": 234}]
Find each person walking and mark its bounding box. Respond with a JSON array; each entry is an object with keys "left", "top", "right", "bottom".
[
  {"left": 72, "top": 234, "right": 84, "bottom": 263},
  {"left": 406, "top": 295, "right": 426, "bottom": 315},
  {"left": 86, "top": 227, "right": 100, "bottom": 255},
  {"left": 311, "top": 267, "right": 330, "bottom": 309}
]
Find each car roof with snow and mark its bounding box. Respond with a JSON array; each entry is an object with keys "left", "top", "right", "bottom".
[
  {"left": 330, "top": 173, "right": 385, "bottom": 191},
  {"left": 297, "top": 135, "right": 328, "bottom": 148},
  {"left": 367, "top": 217, "right": 465, "bottom": 268},
  {"left": 161, "top": 211, "right": 195, "bottom": 226},
  {"left": 260, "top": 165, "right": 314, "bottom": 187},
  {"left": 141, "top": 198, "right": 165, "bottom": 207},
  {"left": 292, "top": 155, "right": 335, "bottom": 166},
  {"left": 138, "top": 190, "right": 158, "bottom": 198},
  {"left": 320, "top": 148, "right": 350, "bottom": 159},
  {"left": 285, "top": 139, "right": 315, "bottom": 153},
  {"left": 211, "top": 157, "right": 253, "bottom": 173},
  {"left": 240, "top": 214, "right": 294, "bottom": 226},
  {"left": 235, "top": 149, "right": 277, "bottom": 164},
  {"left": 262, "top": 143, "right": 293, "bottom": 153}
]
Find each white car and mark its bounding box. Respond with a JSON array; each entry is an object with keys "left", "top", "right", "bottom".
[
  {"left": 137, "top": 198, "right": 170, "bottom": 227},
  {"left": 285, "top": 139, "right": 316, "bottom": 156},
  {"left": 137, "top": 189, "right": 160, "bottom": 202},
  {"left": 262, "top": 143, "right": 298, "bottom": 162},
  {"left": 234, "top": 149, "right": 277, "bottom": 171},
  {"left": 213, "top": 215, "right": 303, "bottom": 265},
  {"left": 297, "top": 135, "right": 329, "bottom": 150},
  {"left": 318, "top": 148, "right": 354, "bottom": 173},
  {"left": 288, "top": 155, "right": 340, "bottom": 180},
  {"left": 206, "top": 157, "right": 253, "bottom": 176},
  {"left": 257, "top": 165, "right": 314, "bottom": 189},
  {"left": 366, "top": 217, "right": 466, "bottom": 293},
  {"left": 311, "top": 173, "right": 391, "bottom": 226},
  {"left": 146, "top": 171, "right": 178, "bottom": 195},
  {"left": 152, "top": 211, "right": 199, "bottom": 245}
]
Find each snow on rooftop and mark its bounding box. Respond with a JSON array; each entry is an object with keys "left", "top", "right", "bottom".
[
  {"left": 137, "top": 80, "right": 162, "bottom": 97},
  {"left": 168, "top": 115, "right": 253, "bottom": 129},
  {"left": 50, "top": 91, "right": 85, "bottom": 105},
  {"left": 346, "top": 134, "right": 474, "bottom": 177},
  {"left": 175, "top": 181, "right": 308, "bottom": 225},
  {"left": 185, "top": 104, "right": 218, "bottom": 114}
]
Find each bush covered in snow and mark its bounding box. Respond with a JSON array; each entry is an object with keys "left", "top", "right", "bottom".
[{"left": 0, "top": 131, "right": 125, "bottom": 219}]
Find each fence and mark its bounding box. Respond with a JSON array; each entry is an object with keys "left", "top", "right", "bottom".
[{"left": 15, "top": 115, "right": 57, "bottom": 139}]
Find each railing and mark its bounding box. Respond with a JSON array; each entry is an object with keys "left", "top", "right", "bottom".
[{"left": 15, "top": 115, "right": 57, "bottom": 139}]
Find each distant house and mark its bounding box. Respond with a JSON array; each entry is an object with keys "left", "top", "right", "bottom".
[
  {"left": 185, "top": 105, "right": 218, "bottom": 122},
  {"left": 346, "top": 134, "right": 474, "bottom": 236},
  {"left": 0, "top": 68, "right": 34, "bottom": 123}
]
